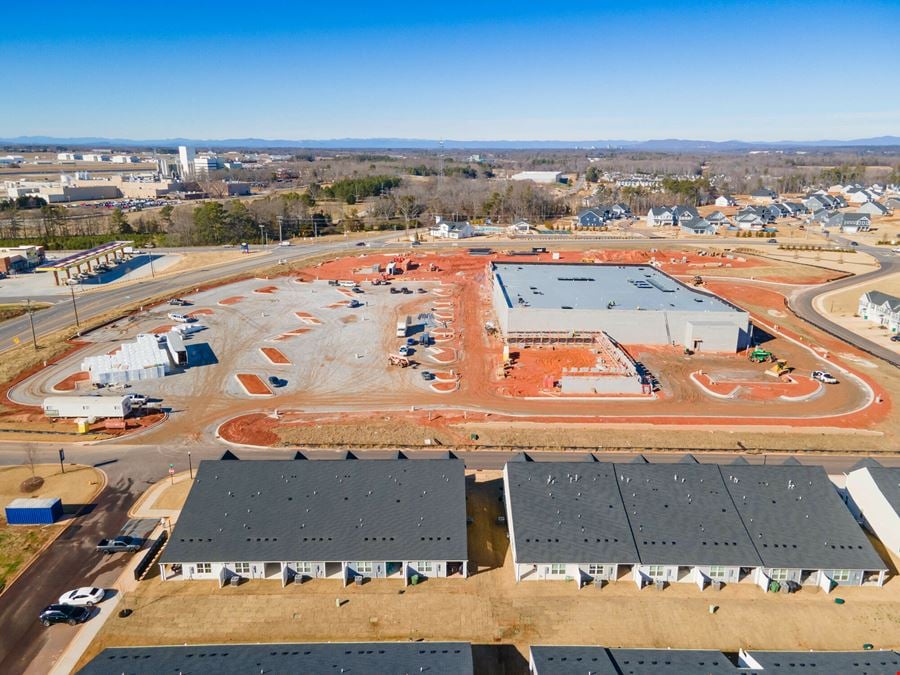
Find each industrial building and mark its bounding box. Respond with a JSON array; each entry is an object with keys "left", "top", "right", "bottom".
[
  {"left": 490, "top": 262, "right": 751, "bottom": 352},
  {"left": 159, "top": 456, "right": 469, "bottom": 585},
  {"left": 510, "top": 171, "right": 563, "bottom": 184},
  {"left": 503, "top": 459, "right": 887, "bottom": 591},
  {"left": 81, "top": 334, "right": 172, "bottom": 385},
  {"left": 79, "top": 642, "right": 474, "bottom": 675},
  {"left": 529, "top": 646, "right": 900, "bottom": 674},
  {"left": 844, "top": 461, "right": 900, "bottom": 556},
  {"left": 0, "top": 245, "right": 45, "bottom": 273}
]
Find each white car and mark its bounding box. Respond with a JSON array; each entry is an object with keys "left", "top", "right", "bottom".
[
  {"left": 167, "top": 313, "right": 194, "bottom": 323},
  {"left": 812, "top": 370, "right": 838, "bottom": 384},
  {"left": 58, "top": 587, "right": 105, "bottom": 607},
  {"left": 124, "top": 393, "right": 148, "bottom": 406}
]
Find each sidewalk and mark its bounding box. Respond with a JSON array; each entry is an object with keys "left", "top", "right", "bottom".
[{"left": 128, "top": 469, "right": 192, "bottom": 520}]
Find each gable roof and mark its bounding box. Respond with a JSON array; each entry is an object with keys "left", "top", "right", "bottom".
[
  {"left": 530, "top": 646, "right": 738, "bottom": 674},
  {"left": 504, "top": 462, "right": 639, "bottom": 564},
  {"left": 865, "top": 467, "right": 900, "bottom": 513},
  {"left": 161, "top": 459, "right": 468, "bottom": 564},
  {"left": 721, "top": 464, "right": 886, "bottom": 571},
  {"left": 862, "top": 291, "right": 900, "bottom": 312},
  {"left": 745, "top": 650, "right": 900, "bottom": 674},
  {"left": 616, "top": 463, "right": 760, "bottom": 566},
  {"left": 79, "top": 643, "right": 474, "bottom": 675}
]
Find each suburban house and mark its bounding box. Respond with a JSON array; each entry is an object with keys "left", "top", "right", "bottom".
[
  {"left": 886, "top": 197, "right": 900, "bottom": 211},
  {"left": 822, "top": 212, "right": 871, "bottom": 233},
  {"left": 575, "top": 208, "right": 606, "bottom": 228},
  {"left": 715, "top": 195, "right": 737, "bottom": 207},
  {"left": 79, "top": 643, "right": 475, "bottom": 675},
  {"left": 844, "top": 460, "right": 900, "bottom": 556},
  {"left": 857, "top": 200, "right": 890, "bottom": 217},
  {"left": 705, "top": 210, "right": 732, "bottom": 228},
  {"left": 430, "top": 219, "right": 474, "bottom": 239},
  {"left": 646, "top": 207, "right": 675, "bottom": 227},
  {"left": 764, "top": 203, "right": 787, "bottom": 220},
  {"left": 610, "top": 202, "right": 632, "bottom": 218},
  {"left": 529, "top": 646, "right": 900, "bottom": 674},
  {"left": 750, "top": 188, "right": 778, "bottom": 203},
  {"left": 805, "top": 193, "right": 841, "bottom": 212},
  {"left": 858, "top": 290, "right": 900, "bottom": 333},
  {"left": 680, "top": 218, "right": 717, "bottom": 236},
  {"left": 159, "top": 456, "right": 469, "bottom": 586},
  {"left": 846, "top": 187, "right": 875, "bottom": 204},
  {"left": 734, "top": 206, "right": 769, "bottom": 230},
  {"left": 503, "top": 460, "right": 887, "bottom": 591},
  {"left": 672, "top": 205, "right": 701, "bottom": 225},
  {"left": 781, "top": 201, "right": 809, "bottom": 216}
]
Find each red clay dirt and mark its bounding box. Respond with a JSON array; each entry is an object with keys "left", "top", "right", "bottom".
[
  {"left": 260, "top": 347, "right": 291, "bottom": 365},
  {"left": 693, "top": 371, "right": 821, "bottom": 402},
  {"left": 273, "top": 328, "right": 311, "bottom": 341},
  {"left": 254, "top": 285, "right": 278, "bottom": 294},
  {"left": 187, "top": 309, "right": 214, "bottom": 317},
  {"left": 53, "top": 371, "right": 89, "bottom": 391},
  {"left": 148, "top": 324, "right": 175, "bottom": 334},
  {"left": 219, "top": 296, "right": 245, "bottom": 305},
  {"left": 235, "top": 373, "right": 273, "bottom": 396}
]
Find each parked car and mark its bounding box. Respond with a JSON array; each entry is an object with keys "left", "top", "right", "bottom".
[
  {"left": 96, "top": 536, "right": 142, "bottom": 554},
  {"left": 416, "top": 288, "right": 427, "bottom": 294},
  {"left": 399, "top": 346, "right": 410, "bottom": 356},
  {"left": 421, "top": 371, "right": 435, "bottom": 381},
  {"left": 169, "top": 298, "right": 187, "bottom": 306},
  {"left": 812, "top": 370, "right": 838, "bottom": 384},
  {"left": 58, "top": 587, "right": 105, "bottom": 607},
  {"left": 890, "top": 335, "right": 900, "bottom": 342},
  {"left": 892, "top": 247, "right": 900, "bottom": 254},
  {"left": 406, "top": 338, "right": 417, "bottom": 346},
  {"left": 268, "top": 376, "right": 286, "bottom": 387},
  {"left": 167, "top": 313, "right": 194, "bottom": 323},
  {"left": 124, "top": 393, "right": 148, "bottom": 406},
  {"left": 39, "top": 604, "right": 90, "bottom": 627},
  {"left": 351, "top": 287, "right": 364, "bottom": 294},
  {"left": 355, "top": 241, "right": 366, "bottom": 247},
  {"left": 389, "top": 287, "right": 400, "bottom": 294},
  {"left": 849, "top": 241, "right": 859, "bottom": 247},
  {"left": 401, "top": 287, "right": 412, "bottom": 294}
]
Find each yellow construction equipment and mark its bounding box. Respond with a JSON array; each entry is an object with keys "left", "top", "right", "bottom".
[{"left": 766, "top": 359, "right": 792, "bottom": 377}]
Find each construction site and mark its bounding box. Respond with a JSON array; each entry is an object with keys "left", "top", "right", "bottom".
[{"left": 4, "top": 245, "right": 895, "bottom": 450}]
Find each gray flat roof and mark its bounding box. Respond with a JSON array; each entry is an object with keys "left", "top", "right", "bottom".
[
  {"left": 161, "top": 459, "right": 468, "bottom": 564},
  {"left": 867, "top": 467, "right": 900, "bottom": 513},
  {"left": 492, "top": 262, "right": 742, "bottom": 313},
  {"left": 746, "top": 650, "right": 900, "bottom": 674},
  {"left": 77, "top": 642, "right": 473, "bottom": 675},
  {"left": 505, "top": 462, "right": 639, "bottom": 564},
  {"left": 721, "top": 465, "right": 887, "bottom": 571},
  {"left": 530, "top": 646, "right": 738, "bottom": 674},
  {"left": 616, "top": 463, "right": 761, "bottom": 566}
]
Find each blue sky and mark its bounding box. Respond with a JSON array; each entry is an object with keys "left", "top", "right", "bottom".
[{"left": 2, "top": 1, "right": 898, "bottom": 141}]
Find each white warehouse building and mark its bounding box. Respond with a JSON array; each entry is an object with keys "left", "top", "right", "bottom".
[{"left": 490, "top": 262, "right": 751, "bottom": 352}]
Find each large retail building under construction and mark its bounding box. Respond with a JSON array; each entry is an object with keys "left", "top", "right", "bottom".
[{"left": 490, "top": 262, "right": 751, "bottom": 352}]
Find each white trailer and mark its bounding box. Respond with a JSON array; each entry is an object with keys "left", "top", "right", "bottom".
[
  {"left": 396, "top": 314, "right": 411, "bottom": 337},
  {"left": 43, "top": 396, "right": 132, "bottom": 419},
  {"left": 166, "top": 331, "right": 188, "bottom": 366}
]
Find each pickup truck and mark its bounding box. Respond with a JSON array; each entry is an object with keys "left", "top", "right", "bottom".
[{"left": 96, "top": 536, "right": 142, "bottom": 554}]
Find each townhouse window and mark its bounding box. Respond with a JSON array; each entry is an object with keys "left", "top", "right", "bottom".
[
  {"left": 587, "top": 564, "right": 607, "bottom": 576},
  {"left": 295, "top": 562, "right": 312, "bottom": 575},
  {"left": 549, "top": 563, "right": 566, "bottom": 576},
  {"left": 831, "top": 569, "right": 851, "bottom": 582},
  {"left": 234, "top": 562, "right": 251, "bottom": 575},
  {"left": 646, "top": 565, "right": 667, "bottom": 579},
  {"left": 354, "top": 562, "right": 374, "bottom": 575},
  {"left": 769, "top": 568, "right": 790, "bottom": 581},
  {"left": 708, "top": 566, "right": 728, "bottom": 580},
  {"left": 196, "top": 563, "right": 211, "bottom": 574},
  {"left": 415, "top": 561, "right": 433, "bottom": 574}
]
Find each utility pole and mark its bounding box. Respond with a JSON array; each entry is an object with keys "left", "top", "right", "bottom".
[
  {"left": 26, "top": 298, "right": 37, "bottom": 351},
  {"left": 148, "top": 251, "right": 156, "bottom": 279},
  {"left": 277, "top": 216, "right": 284, "bottom": 244},
  {"left": 69, "top": 284, "right": 80, "bottom": 328},
  {"left": 188, "top": 450, "right": 193, "bottom": 480}
]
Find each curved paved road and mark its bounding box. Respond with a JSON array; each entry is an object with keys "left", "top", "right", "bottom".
[{"left": 789, "top": 239, "right": 899, "bottom": 367}]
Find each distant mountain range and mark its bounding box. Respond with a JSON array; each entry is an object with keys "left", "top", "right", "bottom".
[{"left": 1, "top": 135, "right": 899, "bottom": 151}]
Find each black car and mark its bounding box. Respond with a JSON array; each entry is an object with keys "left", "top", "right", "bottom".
[
  {"left": 351, "top": 287, "right": 364, "bottom": 294},
  {"left": 267, "top": 376, "right": 285, "bottom": 387},
  {"left": 39, "top": 604, "right": 90, "bottom": 627}
]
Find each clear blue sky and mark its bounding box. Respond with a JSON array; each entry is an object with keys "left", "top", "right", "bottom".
[{"left": 2, "top": 0, "right": 898, "bottom": 141}]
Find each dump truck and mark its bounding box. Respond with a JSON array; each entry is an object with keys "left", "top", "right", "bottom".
[{"left": 396, "top": 315, "right": 411, "bottom": 337}]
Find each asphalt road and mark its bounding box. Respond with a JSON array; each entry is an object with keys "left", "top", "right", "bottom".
[{"left": 790, "top": 239, "right": 900, "bottom": 367}]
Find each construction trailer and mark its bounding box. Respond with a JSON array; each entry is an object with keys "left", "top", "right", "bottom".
[
  {"left": 396, "top": 314, "right": 411, "bottom": 337},
  {"left": 43, "top": 395, "right": 133, "bottom": 419},
  {"left": 165, "top": 331, "right": 188, "bottom": 366}
]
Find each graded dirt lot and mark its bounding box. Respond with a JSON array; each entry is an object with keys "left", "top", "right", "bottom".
[
  {"left": 7, "top": 246, "right": 899, "bottom": 451},
  {"left": 76, "top": 474, "right": 900, "bottom": 672},
  {"left": 0, "top": 464, "right": 104, "bottom": 588}
]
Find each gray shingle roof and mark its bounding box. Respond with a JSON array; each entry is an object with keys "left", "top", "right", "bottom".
[
  {"left": 77, "top": 642, "right": 474, "bottom": 675},
  {"left": 867, "top": 467, "right": 900, "bottom": 513},
  {"left": 721, "top": 465, "right": 887, "bottom": 570},
  {"left": 616, "top": 463, "right": 760, "bottom": 566},
  {"left": 530, "top": 646, "right": 738, "bottom": 674},
  {"left": 505, "top": 462, "right": 638, "bottom": 564},
  {"left": 746, "top": 650, "right": 900, "bottom": 674},
  {"left": 863, "top": 291, "right": 900, "bottom": 312},
  {"left": 161, "top": 459, "right": 468, "bottom": 564}
]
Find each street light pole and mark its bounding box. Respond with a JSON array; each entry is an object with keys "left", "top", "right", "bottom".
[
  {"left": 148, "top": 251, "right": 156, "bottom": 279},
  {"left": 26, "top": 298, "right": 37, "bottom": 351},
  {"left": 69, "top": 285, "right": 80, "bottom": 328},
  {"left": 188, "top": 451, "right": 193, "bottom": 480}
]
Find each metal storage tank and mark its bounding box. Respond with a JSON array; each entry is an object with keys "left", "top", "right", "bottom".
[{"left": 5, "top": 497, "right": 63, "bottom": 525}]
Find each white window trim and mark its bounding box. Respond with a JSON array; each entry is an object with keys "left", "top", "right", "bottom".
[
  {"left": 233, "top": 562, "right": 251, "bottom": 575},
  {"left": 354, "top": 561, "right": 374, "bottom": 574},
  {"left": 196, "top": 562, "right": 212, "bottom": 574},
  {"left": 414, "top": 561, "right": 434, "bottom": 573},
  {"left": 548, "top": 563, "right": 566, "bottom": 576},
  {"left": 646, "top": 565, "right": 667, "bottom": 579}
]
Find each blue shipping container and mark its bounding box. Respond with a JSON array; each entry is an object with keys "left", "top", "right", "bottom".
[{"left": 5, "top": 497, "right": 63, "bottom": 525}]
